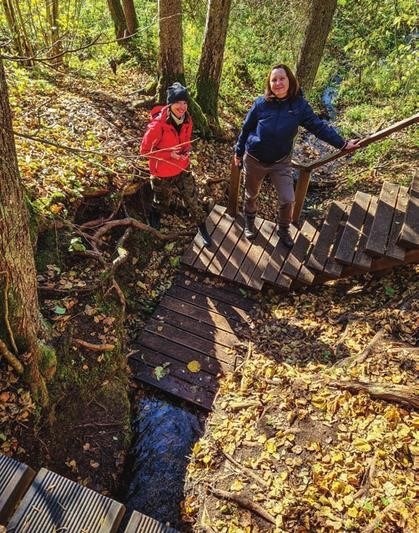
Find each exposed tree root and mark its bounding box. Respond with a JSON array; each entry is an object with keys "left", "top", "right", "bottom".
[
  {"left": 72, "top": 338, "right": 115, "bottom": 352},
  {"left": 0, "top": 338, "right": 24, "bottom": 374},
  {"left": 333, "top": 329, "right": 385, "bottom": 368}
]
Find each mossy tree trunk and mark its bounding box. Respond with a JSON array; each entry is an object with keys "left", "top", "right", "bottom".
[
  {"left": 0, "top": 58, "right": 48, "bottom": 404},
  {"left": 195, "top": 0, "right": 232, "bottom": 131},
  {"left": 296, "top": 0, "right": 337, "bottom": 92},
  {"left": 156, "top": 0, "right": 186, "bottom": 102}
]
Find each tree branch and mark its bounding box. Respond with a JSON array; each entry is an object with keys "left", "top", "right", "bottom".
[
  {"left": 328, "top": 380, "right": 419, "bottom": 409},
  {"left": 209, "top": 487, "right": 276, "bottom": 525}
]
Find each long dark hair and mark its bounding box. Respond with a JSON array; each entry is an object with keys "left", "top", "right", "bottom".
[{"left": 264, "top": 64, "right": 300, "bottom": 100}]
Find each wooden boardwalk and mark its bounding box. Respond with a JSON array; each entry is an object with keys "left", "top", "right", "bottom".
[
  {"left": 128, "top": 271, "right": 255, "bottom": 410},
  {"left": 0, "top": 454, "right": 177, "bottom": 532}
]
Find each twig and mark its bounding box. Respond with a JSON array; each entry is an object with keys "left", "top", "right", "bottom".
[
  {"left": 209, "top": 487, "right": 275, "bottom": 525},
  {"left": 106, "top": 278, "right": 126, "bottom": 314},
  {"left": 353, "top": 452, "right": 378, "bottom": 499},
  {"left": 72, "top": 422, "right": 124, "bottom": 428},
  {"left": 221, "top": 449, "right": 269, "bottom": 488},
  {"left": 361, "top": 501, "right": 398, "bottom": 533},
  {"left": 333, "top": 329, "right": 385, "bottom": 368},
  {"left": 72, "top": 338, "right": 115, "bottom": 351}
]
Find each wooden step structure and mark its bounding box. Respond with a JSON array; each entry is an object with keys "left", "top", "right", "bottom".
[
  {"left": 182, "top": 176, "right": 419, "bottom": 293},
  {"left": 0, "top": 454, "right": 177, "bottom": 532},
  {"left": 128, "top": 271, "right": 255, "bottom": 410}
]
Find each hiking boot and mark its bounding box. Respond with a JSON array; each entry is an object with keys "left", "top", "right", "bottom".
[
  {"left": 244, "top": 214, "right": 256, "bottom": 240},
  {"left": 198, "top": 223, "right": 212, "bottom": 248},
  {"left": 277, "top": 226, "right": 293, "bottom": 249},
  {"left": 149, "top": 207, "right": 161, "bottom": 230}
]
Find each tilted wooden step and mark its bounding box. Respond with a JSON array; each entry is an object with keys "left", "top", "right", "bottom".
[
  {"left": 307, "top": 201, "right": 348, "bottom": 275},
  {"left": 398, "top": 174, "right": 419, "bottom": 249},
  {"left": 261, "top": 225, "right": 298, "bottom": 288},
  {"left": 123, "top": 510, "right": 179, "bottom": 532},
  {"left": 0, "top": 454, "right": 35, "bottom": 524},
  {"left": 262, "top": 222, "right": 318, "bottom": 289},
  {"left": 7, "top": 467, "right": 125, "bottom": 532},
  {"left": 366, "top": 181, "right": 409, "bottom": 260},
  {"left": 334, "top": 191, "right": 377, "bottom": 267}
]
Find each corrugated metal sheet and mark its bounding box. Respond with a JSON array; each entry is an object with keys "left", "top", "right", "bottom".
[
  {"left": 0, "top": 454, "right": 35, "bottom": 524},
  {"left": 123, "top": 510, "right": 179, "bottom": 533}
]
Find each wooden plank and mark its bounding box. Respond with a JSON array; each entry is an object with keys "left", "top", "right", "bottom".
[
  {"left": 144, "top": 319, "right": 235, "bottom": 364},
  {"left": 123, "top": 509, "right": 178, "bottom": 533},
  {"left": 205, "top": 212, "right": 238, "bottom": 276},
  {"left": 399, "top": 174, "right": 419, "bottom": 248},
  {"left": 335, "top": 191, "right": 371, "bottom": 264},
  {"left": 153, "top": 307, "right": 239, "bottom": 348},
  {"left": 193, "top": 209, "right": 235, "bottom": 272},
  {"left": 249, "top": 222, "right": 279, "bottom": 290},
  {"left": 209, "top": 214, "right": 245, "bottom": 277},
  {"left": 323, "top": 219, "right": 347, "bottom": 277},
  {"left": 129, "top": 357, "right": 215, "bottom": 410},
  {"left": 7, "top": 468, "right": 125, "bottom": 533},
  {"left": 385, "top": 185, "right": 408, "bottom": 260},
  {"left": 181, "top": 204, "right": 225, "bottom": 267},
  {"left": 0, "top": 455, "right": 35, "bottom": 524},
  {"left": 130, "top": 347, "right": 218, "bottom": 392},
  {"left": 281, "top": 221, "right": 317, "bottom": 280},
  {"left": 307, "top": 202, "right": 347, "bottom": 272},
  {"left": 221, "top": 216, "right": 264, "bottom": 282},
  {"left": 234, "top": 219, "right": 276, "bottom": 287},
  {"left": 160, "top": 295, "right": 240, "bottom": 334},
  {"left": 173, "top": 272, "right": 255, "bottom": 311},
  {"left": 365, "top": 182, "right": 398, "bottom": 256},
  {"left": 138, "top": 332, "right": 233, "bottom": 374},
  {"left": 261, "top": 226, "right": 297, "bottom": 284},
  {"left": 352, "top": 195, "right": 378, "bottom": 270},
  {"left": 167, "top": 285, "right": 250, "bottom": 324}
]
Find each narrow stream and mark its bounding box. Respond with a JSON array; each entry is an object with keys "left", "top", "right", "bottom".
[{"left": 124, "top": 395, "right": 203, "bottom": 530}]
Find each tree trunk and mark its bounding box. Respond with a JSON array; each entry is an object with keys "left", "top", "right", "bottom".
[
  {"left": 157, "top": 0, "right": 186, "bottom": 102},
  {"left": 107, "top": 0, "right": 128, "bottom": 41},
  {"left": 0, "top": 58, "right": 48, "bottom": 403},
  {"left": 2, "top": 0, "right": 35, "bottom": 66},
  {"left": 196, "top": 0, "right": 232, "bottom": 128},
  {"left": 296, "top": 0, "right": 337, "bottom": 92},
  {"left": 45, "top": 0, "right": 63, "bottom": 66},
  {"left": 122, "top": 0, "right": 138, "bottom": 36}
]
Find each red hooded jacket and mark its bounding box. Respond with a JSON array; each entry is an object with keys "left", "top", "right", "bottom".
[{"left": 140, "top": 105, "right": 193, "bottom": 179}]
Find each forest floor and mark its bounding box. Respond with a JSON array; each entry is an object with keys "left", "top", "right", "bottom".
[{"left": 0, "top": 64, "right": 417, "bottom": 531}]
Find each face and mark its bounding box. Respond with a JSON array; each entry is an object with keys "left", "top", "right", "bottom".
[
  {"left": 269, "top": 68, "right": 289, "bottom": 98},
  {"left": 171, "top": 100, "right": 188, "bottom": 118}
]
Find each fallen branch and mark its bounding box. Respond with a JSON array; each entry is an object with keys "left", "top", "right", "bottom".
[
  {"left": 328, "top": 380, "right": 419, "bottom": 409},
  {"left": 0, "top": 338, "right": 24, "bottom": 375},
  {"left": 72, "top": 338, "right": 115, "bottom": 352},
  {"left": 333, "top": 329, "right": 385, "bottom": 368},
  {"left": 221, "top": 450, "right": 269, "bottom": 488},
  {"left": 210, "top": 487, "right": 275, "bottom": 525}
]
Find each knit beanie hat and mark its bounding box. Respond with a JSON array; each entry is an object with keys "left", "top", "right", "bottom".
[{"left": 166, "top": 82, "right": 188, "bottom": 104}]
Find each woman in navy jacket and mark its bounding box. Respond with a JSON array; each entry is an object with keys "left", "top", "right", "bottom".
[{"left": 234, "top": 64, "right": 359, "bottom": 247}]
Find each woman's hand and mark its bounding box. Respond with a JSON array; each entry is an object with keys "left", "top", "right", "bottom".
[
  {"left": 343, "top": 139, "right": 362, "bottom": 151},
  {"left": 234, "top": 154, "right": 242, "bottom": 167}
]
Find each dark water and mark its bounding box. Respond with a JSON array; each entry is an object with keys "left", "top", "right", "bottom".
[
  {"left": 125, "top": 396, "right": 203, "bottom": 530},
  {"left": 321, "top": 76, "right": 342, "bottom": 121}
]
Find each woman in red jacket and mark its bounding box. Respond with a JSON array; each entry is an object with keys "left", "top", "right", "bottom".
[{"left": 140, "top": 82, "right": 212, "bottom": 247}]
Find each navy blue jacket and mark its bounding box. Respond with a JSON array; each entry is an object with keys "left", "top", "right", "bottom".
[{"left": 235, "top": 95, "right": 346, "bottom": 164}]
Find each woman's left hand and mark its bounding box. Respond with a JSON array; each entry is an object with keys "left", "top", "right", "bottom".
[{"left": 344, "top": 139, "right": 362, "bottom": 151}]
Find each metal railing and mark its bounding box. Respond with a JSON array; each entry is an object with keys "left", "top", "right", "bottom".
[{"left": 227, "top": 113, "right": 419, "bottom": 222}]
